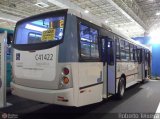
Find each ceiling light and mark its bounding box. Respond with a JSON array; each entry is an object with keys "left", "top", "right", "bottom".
[
  {"left": 105, "top": 20, "right": 109, "bottom": 23},
  {"left": 118, "top": 27, "right": 123, "bottom": 30},
  {"left": 156, "top": 12, "right": 160, "bottom": 16},
  {"left": 25, "top": 24, "right": 47, "bottom": 32},
  {"left": 84, "top": 10, "right": 89, "bottom": 14},
  {"left": 149, "top": 29, "right": 160, "bottom": 44}
]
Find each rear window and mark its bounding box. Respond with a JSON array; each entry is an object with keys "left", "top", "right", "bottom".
[{"left": 15, "top": 16, "right": 65, "bottom": 45}]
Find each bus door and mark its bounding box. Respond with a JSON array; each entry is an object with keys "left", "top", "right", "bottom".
[
  {"left": 100, "top": 36, "right": 116, "bottom": 97},
  {"left": 137, "top": 49, "right": 145, "bottom": 81},
  {"left": 145, "top": 50, "right": 151, "bottom": 78},
  {"left": 145, "top": 50, "right": 149, "bottom": 78},
  {"left": 142, "top": 49, "right": 145, "bottom": 80},
  {"left": 148, "top": 52, "right": 151, "bottom": 77}
]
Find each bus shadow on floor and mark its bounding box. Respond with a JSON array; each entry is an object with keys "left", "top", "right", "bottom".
[{"left": 20, "top": 82, "right": 145, "bottom": 119}]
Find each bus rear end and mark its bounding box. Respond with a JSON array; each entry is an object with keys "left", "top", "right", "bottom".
[{"left": 11, "top": 10, "right": 75, "bottom": 106}]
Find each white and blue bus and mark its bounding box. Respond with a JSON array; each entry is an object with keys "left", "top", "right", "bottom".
[{"left": 11, "top": 9, "right": 151, "bottom": 107}]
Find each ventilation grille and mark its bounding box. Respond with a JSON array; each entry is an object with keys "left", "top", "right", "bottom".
[{"left": 35, "top": 2, "right": 49, "bottom": 8}]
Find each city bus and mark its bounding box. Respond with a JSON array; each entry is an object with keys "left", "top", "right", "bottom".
[{"left": 11, "top": 9, "right": 151, "bottom": 107}]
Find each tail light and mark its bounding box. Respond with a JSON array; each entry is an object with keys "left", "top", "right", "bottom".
[
  {"left": 63, "top": 77, "right": 69, "bottom": 84},
  {"left": 63, "top": 67, "right": 69, "bottom": 75},
  {"left": 59, "top": 66, "right": 72, "bottom": 89}
]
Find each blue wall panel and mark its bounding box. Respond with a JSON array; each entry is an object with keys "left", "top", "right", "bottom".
[{"left": 152, "top": 44, "right": 160, "bottom": 76}]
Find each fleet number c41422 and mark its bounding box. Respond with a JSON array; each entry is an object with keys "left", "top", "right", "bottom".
[{"left": 35, "top": 54, "right": 53, "bottom": 61}]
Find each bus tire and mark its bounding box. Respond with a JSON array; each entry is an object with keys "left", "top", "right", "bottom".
[
  {"left": 141, "top": 79, "right": 145, "bottom": 84},
  {"left": 117, "top": 77, "right": 125, "bottom": 99}
]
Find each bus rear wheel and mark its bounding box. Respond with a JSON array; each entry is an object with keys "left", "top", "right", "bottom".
[{"left": 117, "top": 77, "right": 125, "bottom": 99}]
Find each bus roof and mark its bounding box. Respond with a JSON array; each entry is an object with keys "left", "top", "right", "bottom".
[{"left": 68, "top": 9, "right": 151, "bottom": 51}]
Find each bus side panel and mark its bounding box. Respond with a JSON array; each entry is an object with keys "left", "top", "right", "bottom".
[
  {"left": 78, "top": 84, "right": 103, "bottom": 107},
  {"left": 77, "top": 62, "right": 103, "bottom": 106},
  {"left": 116, "top": 62, "right": 139, "bottom": 90},
  {"left": 71, "top": 63, "right": 79, "bottom": 107}
]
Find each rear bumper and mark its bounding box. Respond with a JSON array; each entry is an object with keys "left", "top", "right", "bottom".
[{"left": 11, "top": 82, "right": 75, "bottom": 106}]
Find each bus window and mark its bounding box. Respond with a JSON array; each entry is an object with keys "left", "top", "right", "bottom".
[
  {"left": 15, "top": 16, "right": 65, "bottom": 45},
  {"left": 90, "top": 28, "right": 98, "bottom": 43},
  {"left": 79, "top": 23, "right": 99, "bottom": 59},
  {"left": 91, "top": 44, "right": 99, "bottom": 58},
  {"left": 120, "top": 39, "right": 126, "bottom": 60},
  {"left": 130, "top": 44, "right": 134, "bottom": 61},
  {"left": 116, "top": 38, "right": 120, "bottom": 60},
  {"left": 145, "top": 51, "right": 150, "bottom": 66},
  {"left": 133, "top": 46, "right": 137, "bottom": 61},
  {"left": 137, "top": 49, "right": 142, "bottom": 63},
  {"left": 145, "top": 51, "right": 148, "bottom": 62},
  {"left": 28, "top": 33, "right": 42, "bottom": 44},
  {"left": 125, "top": 41, "right": 130, "bottom": 61},
  {"left": 80, "top": 42, "right": 90, "bottom": 57},
  {"left": 148, "top": 52, "right": 151, "bottom": 67}
]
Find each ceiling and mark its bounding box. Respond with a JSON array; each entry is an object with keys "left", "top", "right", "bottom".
[
  {"left": 0, "top": 0, "right": 159, "bottom": 38},
  {"left": 136, "top": 0, "right": 160, "bottom": 32}
]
